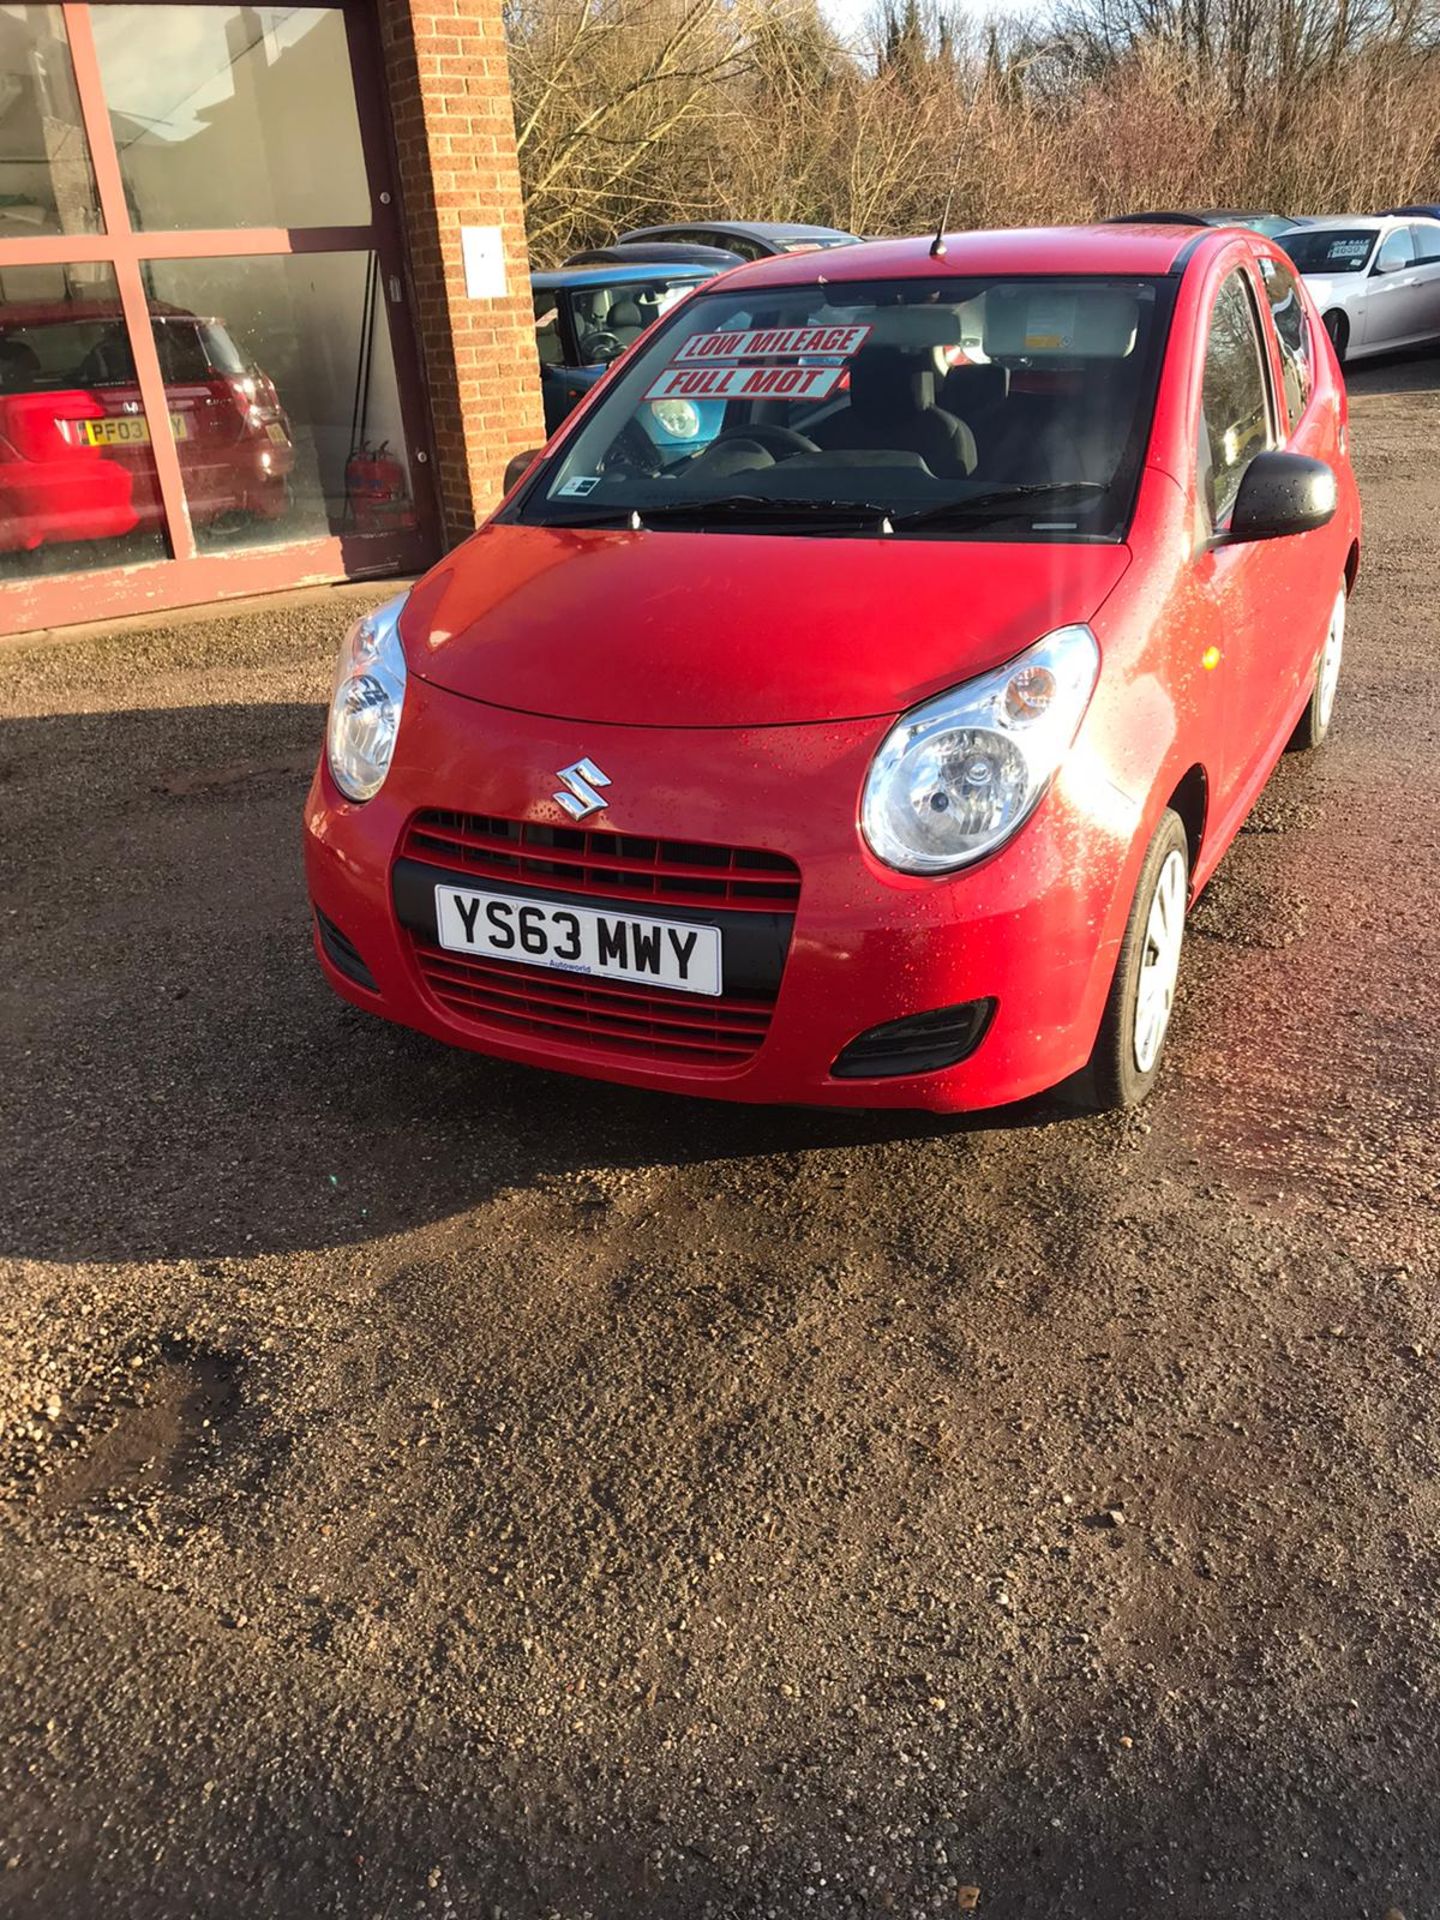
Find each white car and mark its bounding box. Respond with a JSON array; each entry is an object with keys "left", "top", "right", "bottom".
[{"left": 1284, "top": 215, "right": 1440, "bottom": 363}]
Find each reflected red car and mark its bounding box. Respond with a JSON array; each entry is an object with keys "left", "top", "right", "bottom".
[
  {"left": 305, "top": 225, "right": 1360, "bottom": 1112},
  {"left": 0, "top": 301, "right": 292, "bottom": 554}
]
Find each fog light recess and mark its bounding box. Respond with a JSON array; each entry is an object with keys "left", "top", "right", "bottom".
[{"left": 830, "top": 999, "right": 996, "bottom": 1079}]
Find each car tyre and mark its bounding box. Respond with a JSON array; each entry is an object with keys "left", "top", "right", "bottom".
[
  {"left": 1084, "top": 809, "right": 1190, "bottom": 1111},
  {"left": 1323, "top": 311, "right": 1348, "bottom": 364},
  {"left": 1288, "top": 587, "right": 1345, "bottom": 751}
]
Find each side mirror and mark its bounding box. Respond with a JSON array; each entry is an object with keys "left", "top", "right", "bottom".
[
  {"left": 1225, "top": 450, "right": 1337, "bottom": 543},
  {"left": 503, "top": 448, "right": 543, "bottom": 495}
]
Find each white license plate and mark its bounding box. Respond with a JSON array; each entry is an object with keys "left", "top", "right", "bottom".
[{"left": 435, "top": 885, "right": 722, "bottom": 996}]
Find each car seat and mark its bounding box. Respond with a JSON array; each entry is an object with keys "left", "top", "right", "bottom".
[
  {"left": 607, "top": 299, "right": 646, "bottom": 349},
  {"left": 938, "top": 363, "right": 1009, "bottom": 468},
  {"left": 810, "top": 345, "right": 977, "bottom": 476}
]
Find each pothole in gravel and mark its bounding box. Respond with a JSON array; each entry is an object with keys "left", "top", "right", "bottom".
[
  {"left": 154, "top": 747, "right": 315, "bottom": 797},
  {"left": 1190, "top": 869, "right": 1308, "bottom": 948},
  {"left": 18, "top": 1339, "right": 243, "bottom": 1517}
]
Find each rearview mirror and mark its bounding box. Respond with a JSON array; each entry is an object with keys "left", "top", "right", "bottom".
[
  {"left": 1225, "top": 451, "right": 1337, "bottom": 543},
  {"left": 503, "top": 448, "right": 543, "bottom": 495}
]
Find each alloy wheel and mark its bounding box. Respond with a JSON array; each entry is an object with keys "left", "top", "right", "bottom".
[
  {"left": 1317, "top": 589, "right": 1346, "bottom": 731},
  {"left": 1132, "top": 847, "right": 1187, "bottom": 1074}
]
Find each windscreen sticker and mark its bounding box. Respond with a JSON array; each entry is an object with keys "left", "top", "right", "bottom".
[
  {"left": 1020, "top": 294, "right": 1078, "bottom": 352},
  {"left": 645, "top": 362, "right": 847, "bottom": 402},
  {"left": 556, "top": 474, "right": 602, "bottom": 497},
  {"left": 672, "top": 323, "right": 871, "bottom": 363}
]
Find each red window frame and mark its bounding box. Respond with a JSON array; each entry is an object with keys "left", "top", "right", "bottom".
[{"left": 0, "top": 0, "right": 439, "bottom": 632}]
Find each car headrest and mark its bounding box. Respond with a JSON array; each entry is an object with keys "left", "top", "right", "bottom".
[
  {"left": 0, "top": 339, "right": 41, "bottom": 391},
  {"left": 608, "top": 299, "right": 643, "bottom": 328},
  {"left": 982, "top": 287, "right": 1139, "bottom": 360},
  {"left": 849, "top": 345, "right": 936, "bottom": 415}
]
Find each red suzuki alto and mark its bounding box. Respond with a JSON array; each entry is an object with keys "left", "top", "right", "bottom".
[{"left": 304, "top": 224, "right": 1359, "bottom": 1111}]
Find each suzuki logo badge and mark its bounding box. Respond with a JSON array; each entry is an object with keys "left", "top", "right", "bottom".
[{"left": 553, "top": 757, "right": 611, "bottom": 820}]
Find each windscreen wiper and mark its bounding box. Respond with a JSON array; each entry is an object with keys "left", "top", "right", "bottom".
[{"left": 892, "top": 482, "right": 1109, "bottom": 531}]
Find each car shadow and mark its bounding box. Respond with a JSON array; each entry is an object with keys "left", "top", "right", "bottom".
[
  {"left": 0, "top": 702, "right": 1083, "bottom": 1266},
  {"left": 1343, "top": 340, "right": 1440, "bottom": 396}
]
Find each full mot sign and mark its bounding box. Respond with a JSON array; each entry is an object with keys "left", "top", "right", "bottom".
[{"left": 646, "top": 362, "right": 846, "bottom": 402}]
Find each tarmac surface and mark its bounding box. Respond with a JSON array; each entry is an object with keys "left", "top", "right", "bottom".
[{"left": 1, "top": 349, "right": 1437, "bottom": 1919}]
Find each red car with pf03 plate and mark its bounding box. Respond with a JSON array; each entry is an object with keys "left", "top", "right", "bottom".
[
  {"left": 0, "top": 302, "right": 292, "bottom": 556},
  {"left": 305, "top": 223, "right": 1359, "bottom": 1111}
]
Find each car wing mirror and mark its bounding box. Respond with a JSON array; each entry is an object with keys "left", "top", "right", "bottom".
[
  {"left": 1223, "top": 450, "right": 1338, "bottom": 543},
  {"left": 502, "top": 448, "right": 544, "bottom": 495}
]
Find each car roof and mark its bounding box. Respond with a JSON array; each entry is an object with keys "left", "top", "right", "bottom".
[
  {"left": 0, "top": 299, "right": 201, "bottom": 327},
  {"left": 623, "top": 220, "right": 859, "bottom": 244},
  {"left": 1297, "top": 215, "right": 1391, "bottom": 231},
  {"left": 532, "top": 263, "right": 719, "bottom": 290},
  {"left": 708, "top": 223, "right": 1220, "bottom": 291}
]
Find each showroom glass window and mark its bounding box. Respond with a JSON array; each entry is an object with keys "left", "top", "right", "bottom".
[{"left": 0, "top": 3, "right": 430, "bottom": 604}]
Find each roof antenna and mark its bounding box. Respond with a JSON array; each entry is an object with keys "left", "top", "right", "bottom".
[{"left": 929, "top": 183, "right": 955, "bottom": 259}]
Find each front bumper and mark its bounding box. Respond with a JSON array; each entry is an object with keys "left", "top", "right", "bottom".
[{"left": 303, "top": 674, "right": 1142, "bottom": 1111}]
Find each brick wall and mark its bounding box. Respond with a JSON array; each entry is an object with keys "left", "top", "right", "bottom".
[{"left": 377, "top": 0, "right": 544, "bottom": 547}]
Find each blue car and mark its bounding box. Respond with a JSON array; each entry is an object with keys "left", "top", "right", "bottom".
[{"left": 531, "top": 262, "right": 725, "bottom": 442}]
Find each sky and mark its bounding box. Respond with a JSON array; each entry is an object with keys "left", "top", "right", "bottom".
[{"left": 818, "top": 0, "right": 1042, "bottom": 42}]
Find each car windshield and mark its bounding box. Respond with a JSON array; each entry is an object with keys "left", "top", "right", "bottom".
[
  {"left": 1285, "top": 229, "right": 1377, "bottom": 274},
  {"left": 513, "top": 274, "right": 1173, "bottom": 542},
  {"left": 568, "top": 277, "right": 705, "bottom": 364}
]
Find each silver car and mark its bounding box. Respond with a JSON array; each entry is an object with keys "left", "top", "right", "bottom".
[{"left": 1285, "top": 215, "right": 1440, "bottom": 363}]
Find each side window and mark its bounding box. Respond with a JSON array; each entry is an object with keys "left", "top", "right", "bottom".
[
  {"left": 1409, "top": 223, "right": 1440, "bottom": 265},
  {"left": 1259, "top": 256, "right": 1312, "bottom": 433},
  {"left": 1374, "top": 227, "right": 1414, "bottom": 274},
  {"left": 1199, "top": 270, "right": 1272, "bottom": 525},
  {"left": 704, "top": 232, "right": 766, "bottom": 261},
  {"left": 533, "top": 290, "right": 563, "bottom": 368}
]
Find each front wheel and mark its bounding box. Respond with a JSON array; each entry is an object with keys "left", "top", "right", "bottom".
[
  {"left": 1288, "top": 587, "right": 1346, "bottom": 751},
  {"left": 1084, "top": 809, "right": 1190, "bottom": 1110}
]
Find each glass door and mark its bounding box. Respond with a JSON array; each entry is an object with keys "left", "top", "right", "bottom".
[{"left": 0, "top": 0, "right": 437, "bottom": 626}]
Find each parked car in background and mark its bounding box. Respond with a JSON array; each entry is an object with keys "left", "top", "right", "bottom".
[
  {"left": 563, "top": 243, "right": 743, "bottom": 272},
  {"left": 0, "top": 300, "right": 291, "bottom": 557},
  {"left": 1107, "top": 210, "right": 1307, "bottom": 238},
  {"left": 532, "top": 261, "right": 724, "bottom": 434},
  {"left": 1378, "top": 203, "right": 1440, "bottom": 220},
  {"left": 310, "top": 222, "right": 1359, "bottom": 1115},
  {"left": 1284, "top": 215, "right": 1440, "bottom": 361},
  {"left": 615, "top": 220, "right": 862, "bottom": 259}
]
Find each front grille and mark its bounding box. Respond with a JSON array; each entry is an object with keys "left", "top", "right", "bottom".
[
  {"left": 397, "top": 813, "right": 799, "bottom": 1071},
  {"left": 411, "top": 939, "right": 775, "bottom": 1065},
  {"left": 403, "top": 810, "right": 801, "bottom": 914}
]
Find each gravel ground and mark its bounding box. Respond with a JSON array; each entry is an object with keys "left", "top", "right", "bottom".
[{"left": 1, "top": 351, "right": 1437, "bottom": 1920}]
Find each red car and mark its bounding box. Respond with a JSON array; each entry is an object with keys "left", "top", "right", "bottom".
[
  {"left": 305, "top": 224, "right": 1359, "bottom": 1111},
  {"left": 0, "top": 302, "right": 291, "bottom": 556}
]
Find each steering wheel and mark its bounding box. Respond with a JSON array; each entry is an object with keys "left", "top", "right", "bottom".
[
  {"left": 580, "top": 330, "right": 624, "bottom": 364},
  {"left": 713, "top": 423, "right": 819, "bottom": 458}
]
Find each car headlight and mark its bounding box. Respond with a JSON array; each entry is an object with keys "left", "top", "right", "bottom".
[
  {"left": 861, "top": 625, "right": 1100, "bottom": 874},
  {"left": 326, "top": 592, "right": 409, "bottom": 802},
  {"left": 649, "top": 398, "right": 701, "bottom": 439}
]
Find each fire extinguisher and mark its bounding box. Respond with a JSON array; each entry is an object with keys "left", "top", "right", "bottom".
[{"left": 344, "top": 439, "right": 416, "bottom": 534}]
